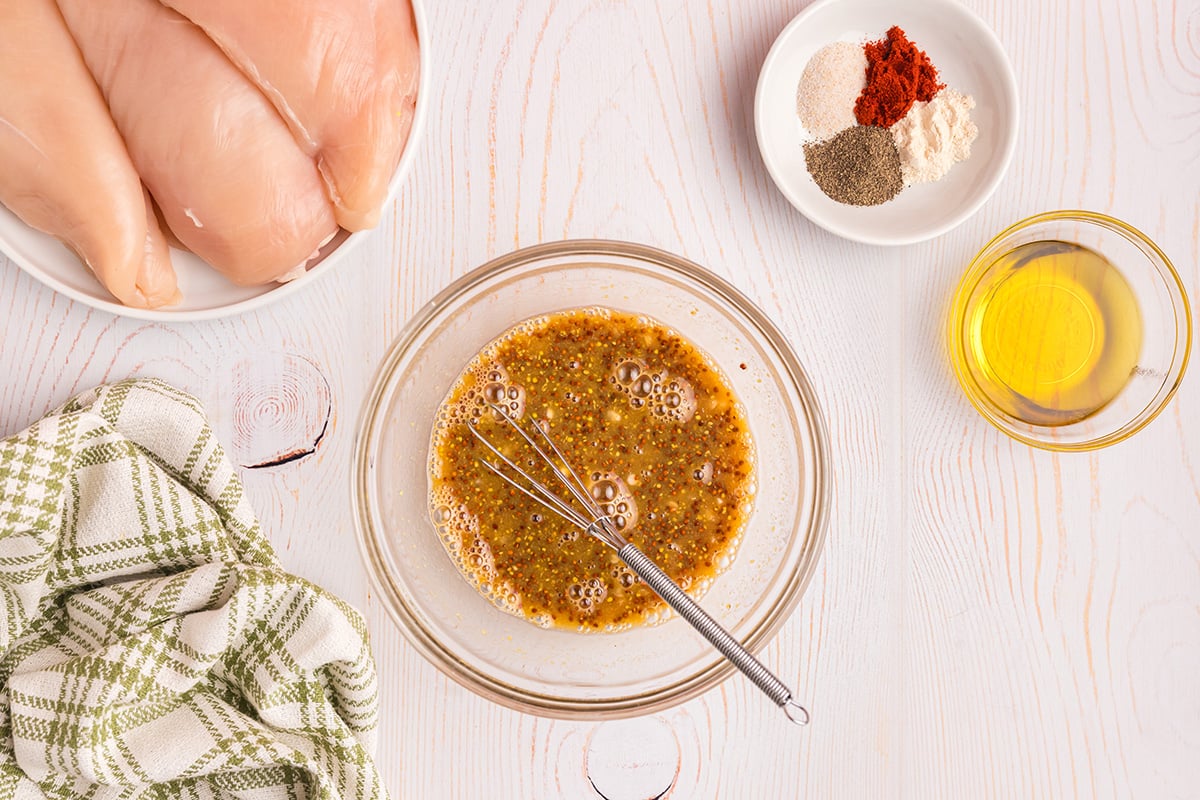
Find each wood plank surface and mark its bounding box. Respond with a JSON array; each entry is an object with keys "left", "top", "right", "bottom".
[{"left": 1, "top": 0, "right": 1197, "bottom": 797}]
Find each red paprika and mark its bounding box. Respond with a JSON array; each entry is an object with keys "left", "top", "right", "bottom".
[{"left": 854, "top": 26, "right": 944, "bottom": 128}]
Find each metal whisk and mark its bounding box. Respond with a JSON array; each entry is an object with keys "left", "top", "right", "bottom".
[{"left": 468, "top": 403, "right": 810, "bottom": 726}]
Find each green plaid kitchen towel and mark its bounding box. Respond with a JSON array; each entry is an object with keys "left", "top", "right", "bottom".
[{"left": 0, "top": 379, "right": 386, "bottom": 799}]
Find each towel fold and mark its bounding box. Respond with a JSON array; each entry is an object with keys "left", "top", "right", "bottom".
[{"left": 0, "top": 379, "right": 386, "bottom": 799}]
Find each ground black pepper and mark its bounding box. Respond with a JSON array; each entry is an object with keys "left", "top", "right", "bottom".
[{"left": 803, "top": 125, "right": 903, "bottom": 206}]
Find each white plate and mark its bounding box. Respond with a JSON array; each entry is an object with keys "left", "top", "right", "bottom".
[
  {"left": 0, "top": 0, "right": 429, "bottom": 322},
  {"left": 754, "top": 0, "right": 1018, "bottom": 246}
]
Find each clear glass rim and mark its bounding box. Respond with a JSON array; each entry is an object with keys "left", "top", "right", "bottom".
[
  {"left": 948, "top": 210, "right": 1193, "bottom": 452},
  {"left": 352, "top": 239, "right": 832, "bottom": 718}
]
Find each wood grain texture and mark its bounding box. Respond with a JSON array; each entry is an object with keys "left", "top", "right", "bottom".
[{"left": 0, "top": 0, "right": 1197, "bottom": 797}]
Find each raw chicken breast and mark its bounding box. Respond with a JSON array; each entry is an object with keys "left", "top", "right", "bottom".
[
  {"left": 162, "top": 0, "right": 420, "bottom": 231},
  {"left": 57, "top": 0, "right": 338, "bottom": 286},
  {"left": 0, "top": 0, "right": 177, "bottom": 309}
]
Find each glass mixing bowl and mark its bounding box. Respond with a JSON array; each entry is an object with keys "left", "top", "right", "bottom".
[
  {"left": 949, "top": 211, "right": 1192, "bottom": 451},
  {"left": 353, "top": 240, "right": 830, "bottom": 718}
]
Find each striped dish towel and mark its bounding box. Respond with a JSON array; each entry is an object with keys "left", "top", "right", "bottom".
[{"left": 0, "top": 379, "right": 386, "bottom": 799}]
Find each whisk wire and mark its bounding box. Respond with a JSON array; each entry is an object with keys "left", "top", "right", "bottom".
[
  {"left": 477, "top": 457, "right": 592, "bottom": 529},
  {"left": 467, "top": 422, "right": 592, "bottom": 529},
  {"left": 489, "top": 403, "right": 601, "bottom": 518},
  {"left": 513, "top": 409, "right": 629, "bottom": 551},
  {"left": 528, "top": 418, "right": 603, "bottom": 517}
]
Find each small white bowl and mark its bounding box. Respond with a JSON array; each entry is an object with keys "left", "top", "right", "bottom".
[
  {"left": 754, "top": 0, "right": 1018, "bottom": 246},
  {"left": 0, "top": 0, "right": 429, "bottom": 322}
]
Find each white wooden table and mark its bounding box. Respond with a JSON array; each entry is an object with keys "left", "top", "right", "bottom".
[{"left": 2, "top": 1, "right": 1198, "bottom": 796}]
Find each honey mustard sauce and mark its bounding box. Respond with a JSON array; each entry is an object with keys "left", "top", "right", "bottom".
[{"left": 428, "top": 307, "right": 756, "bottom": 632}]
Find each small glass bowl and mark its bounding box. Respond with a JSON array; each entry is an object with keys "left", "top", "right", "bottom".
[
  {"left": 353, "top": 240, "right": 830, "bottom": 719},
  {"left": 948, "top": 211, "right": 1192, "bottom": 451}
]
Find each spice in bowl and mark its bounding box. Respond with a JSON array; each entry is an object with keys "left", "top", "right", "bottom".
[
  {"left": 853, "top": 26, "right": 943, "bottom": 128},
  {"left": 795, "top": 41, "right": 867, "bottom": 139},
  {"left": 803, "top": 126, "right": 903, "bottom": 206},
  {"left": 795, "top": 26, "right": 978, "bottom": 206}
]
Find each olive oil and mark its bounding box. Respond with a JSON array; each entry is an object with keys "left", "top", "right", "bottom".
[{"left": 964, "top": 241, "right": 1142, "bottom": 426}]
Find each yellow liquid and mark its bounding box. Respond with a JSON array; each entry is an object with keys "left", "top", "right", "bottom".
[
  {"left": 428, "top": 308, "right": 755, "bottom": 632},
  {"left": 965, "top": 241, "right": 1142, "bottom": 426}
]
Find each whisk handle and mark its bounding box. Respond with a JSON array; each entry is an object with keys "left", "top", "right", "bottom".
[{"left": 617, "top": 544, "right": 809, "bottom": 725}]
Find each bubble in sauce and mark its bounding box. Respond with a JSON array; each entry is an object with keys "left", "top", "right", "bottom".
[
  {"left": 584, "top": 471, "right": 638, "bottom": 533},
  {"left": 615, "top": 360, "right": 642, "bottom": 384}
]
